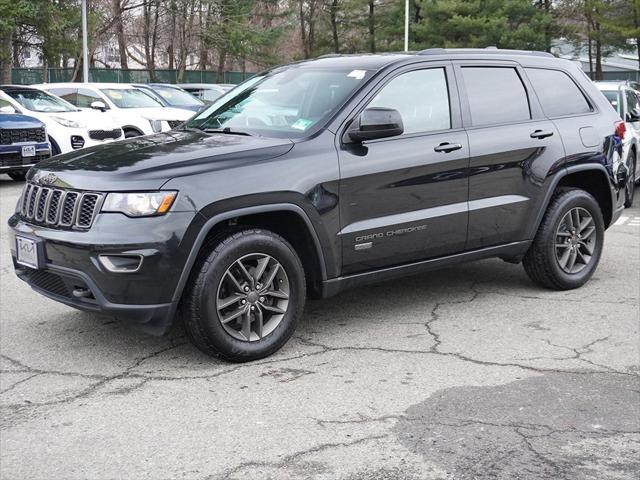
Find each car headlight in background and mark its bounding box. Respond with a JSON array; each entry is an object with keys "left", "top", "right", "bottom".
[
  {"left": 51, "top": 116, "right": 85, "bottom": 128},
  {"left": 102, "top": 191, "right": 177, "bottom": 217},
  {"left": 147, "top": 119, "right": 163, "bottom": 133}
]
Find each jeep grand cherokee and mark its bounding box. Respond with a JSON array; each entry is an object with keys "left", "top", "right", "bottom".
[{"left": 9, "top": 48, "right": 626, "bottom": 362}]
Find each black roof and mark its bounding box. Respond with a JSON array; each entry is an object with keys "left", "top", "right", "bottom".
[{"left": 294, "top": 47, "right": 560, "bottom": 72}]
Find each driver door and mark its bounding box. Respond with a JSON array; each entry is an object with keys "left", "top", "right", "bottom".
[{"left": 338, "top": 63, "right": 470, "bottom": 275}]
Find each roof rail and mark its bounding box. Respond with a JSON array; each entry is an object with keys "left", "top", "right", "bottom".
[
  {"left": 417, "top": 47, "right": 554, "bottom": 58},
  {"left": 316, "top": 53, "right": 343, "bottom": 59}
]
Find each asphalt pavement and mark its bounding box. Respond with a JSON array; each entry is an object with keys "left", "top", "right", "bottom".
[{"left": 1, "top": 176, "right": 638, "bottom": 480}]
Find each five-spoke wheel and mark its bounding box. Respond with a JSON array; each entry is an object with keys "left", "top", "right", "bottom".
[
  {"left": 217, "top": 253, "right": 290, "bottom": 342},
  {"left": 182, "top": 228, "right": 305, "bottom": 362},
  {"left": 524, "top": 189, "right": 604, "bottom": 290},
  {"left": 554, "top": 207, "right": 596, "bottom": 274}
]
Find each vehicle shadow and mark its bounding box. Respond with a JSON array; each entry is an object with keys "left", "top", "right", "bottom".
[{"left": 36, "top": 257, "right": 533, "bottom": 367}]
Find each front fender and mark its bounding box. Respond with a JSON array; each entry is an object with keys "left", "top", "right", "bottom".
[{"left": 169, "top": 201, "right": 332, "bottom": 305}]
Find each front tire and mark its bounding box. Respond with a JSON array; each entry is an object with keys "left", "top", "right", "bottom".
[
  {"left": 8, "top": 171, "right": 26, "bottom": 181},
  {"left": 523, "top": 189, "right": 604, "bottom": 290},
  {"left": 124, "top": 129, "right": 141, "bottom": 138},
  {"left": 181, "top": 229, "right": 306, "bottom": 362},
  {"left": 624, "top": 150, "right": 636, "bottom": 208}
]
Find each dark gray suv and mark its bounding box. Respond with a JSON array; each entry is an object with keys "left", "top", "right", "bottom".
[{"left": 9, "top": 48, "right": 626, "bottom": 361}]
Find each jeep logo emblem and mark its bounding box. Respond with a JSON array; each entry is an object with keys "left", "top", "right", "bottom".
[{"left": 38, "top": 173, "right": 58, "bottom": 185}]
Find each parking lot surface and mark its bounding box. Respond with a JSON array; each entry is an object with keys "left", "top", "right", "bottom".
[{"left": 1, "top": 176, "right": 638, "bottom": 480}]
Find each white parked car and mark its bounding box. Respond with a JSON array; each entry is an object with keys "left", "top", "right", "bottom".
[
  {"left": 177, "top": 83, "right": 233, "bottom": 103},
  {"left": 35, "top": 83, "right": 194, "bottom": 138},
  {"left": 0, "top": 85, "right": 123, "bottom": 155},
  {"left": 595, "top": 81, "right": 640, "bottom": 207}
]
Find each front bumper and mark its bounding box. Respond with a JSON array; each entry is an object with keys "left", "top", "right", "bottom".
[
  {"left": 57, "top": 132, "right": 123, "bottom": 154},
  {"left": 8, "top": 210, "right": 201, "bottom": 335},
  {"left": 0, "top": 144, "right": 51, "bottom": 172}
]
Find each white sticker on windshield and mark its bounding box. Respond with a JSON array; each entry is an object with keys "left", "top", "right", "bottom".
[
  {"left": 348, "top": 70, "right": 366, "bottom": 80},
  {"left": 291, "top": 118, "right": 314, "bottom": 131}
]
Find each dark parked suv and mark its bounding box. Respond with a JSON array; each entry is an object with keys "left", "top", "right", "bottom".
[{"left": 9, "top": 49, "right": 626, "bottom": 361}]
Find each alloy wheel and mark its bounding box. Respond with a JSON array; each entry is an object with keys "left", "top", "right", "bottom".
[
  {"left": 216, "top": 253, "right": 290, "bottom": 342},
  {"left": 554, "top": 207, "right": 596, "bottom": 274},
  {"left": 627, "top": 156, "right": 636, "bottom": 205}
]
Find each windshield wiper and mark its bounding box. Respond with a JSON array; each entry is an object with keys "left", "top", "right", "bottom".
[{"left": 203, "top": 127, "right": 252, "bottom": 136}]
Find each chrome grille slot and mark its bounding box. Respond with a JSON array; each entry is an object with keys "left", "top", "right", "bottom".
[
  {"left": 60, "top": 192, "right": 79, "bottom": 226},
  {"left": 21, "top": 184, "right": 32, "bottom": 214},
  {"left": 18, "top": 182, "right": 103, "bottom": 230},
  {"left": 77, "top": 194, "right": 100, "bottom": 228},
  {"left": 27, "top": 185, "right": 40, "bottom": 218},
  {"left": 35, "top": 188, "right": 51, "bottom": 222},
  {"left": 47, "top": 190, "right": 63, "bottom": 224}
]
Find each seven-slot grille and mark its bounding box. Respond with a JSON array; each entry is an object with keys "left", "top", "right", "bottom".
[
  {"left": 89, "top": 129, "right": 122, "bottom": 141},
  {"left": 19, "top": 183, "right": 102, "bottom": 229},
  {"left": 0, "top": 127, "right": 47, "bottom": 145}
]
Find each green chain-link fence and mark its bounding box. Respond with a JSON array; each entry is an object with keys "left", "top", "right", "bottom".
[
  {"left": 11, "top": 68, "right": 255, "bottom": 85},
  {"left": 586, "top": 71, "right": 640, "bottom": 82}
]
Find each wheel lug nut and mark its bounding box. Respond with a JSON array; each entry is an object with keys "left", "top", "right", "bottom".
[
  {"left": 244, "top": 286, "right": 250, "bottom": 292},
  {"left": 260, "top": 297, "right": 265, "bottom": 302},
  {"left": 250, "top": 306, "right": 255, "bottom": 311},
  {"left": 256, "top": 283, "right": 262, "bottom": 289},
  {"left": 241, "top": 299, "right": 246, "bottom": 304}
]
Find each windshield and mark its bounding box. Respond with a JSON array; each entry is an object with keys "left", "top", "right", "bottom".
[
  {"left": 101, "top": 88, "right": 163, "bottom": 108},
  {"left": 152, "top": 86, "right": 203, "bottom": 107},
  {"left": 5, "top": 89, "right": 77, "bottom": 113},
  {"left": 186, "top": 67, "right": 372, "bottom": 138},
  {"left": 602, "top": 90, "right": 621, "bottom": 116}
]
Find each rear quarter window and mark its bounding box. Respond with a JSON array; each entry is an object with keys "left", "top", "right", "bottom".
[{"left": 525, "top": 68, "right": 593, "bottom": 117}]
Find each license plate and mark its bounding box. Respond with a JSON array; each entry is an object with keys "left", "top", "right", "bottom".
[
  {"left": 22, "top": 145, "right": 36, "bottom": 158},
  {"left": 16, "top": 236, "right": 39, "bottom": 269}
]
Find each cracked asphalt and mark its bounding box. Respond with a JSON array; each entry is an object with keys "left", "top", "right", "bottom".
[{"left": 1, "top": 176, "right": 639, "bottom": 480}]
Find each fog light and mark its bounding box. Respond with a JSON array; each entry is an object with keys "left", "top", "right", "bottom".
[
  {"left": 71, "top": 135, "right": 85, "bottom": 149},
  {"left": 98, "top": 254, "right": 143, "bottom": 273}
]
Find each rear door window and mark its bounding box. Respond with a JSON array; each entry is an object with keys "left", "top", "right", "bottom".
[
  {"left": 625, "top": 89, "right": 639, "bottom": 120},
  {"left": 525, "top": 68, "right": 592, "bottom": 117},
  {"left": 460, "top": 67, "right": 531, "bottom": 126},
  {"left": 48, "top": 88, "right": 77, "bottom": 106}
]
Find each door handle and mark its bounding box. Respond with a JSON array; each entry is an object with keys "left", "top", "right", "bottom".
[
  {"left": 434, "top": 142, "right": 463, "bottom": 153},
  {"left": 530, "top": 129, "right": 554, "bottom": 139}
]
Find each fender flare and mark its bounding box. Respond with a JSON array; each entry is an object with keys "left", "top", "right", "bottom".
[
  {"left": 47, "top": 135, "right": 61, "bottom": 155},
  {"left": 528, "top": 163, "right": 616, "bottom": 238},
  {"left": 170, "top": 203, "right": 328, "bottom": 304}
]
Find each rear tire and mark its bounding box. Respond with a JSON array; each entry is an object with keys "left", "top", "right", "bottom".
[
  {"left": 624, "top": 150, "right": 636, "bottom": 208},
  {"left": 8, "top": 172, "right": 26, "bottom": 181},
  {"left": 523, "top": 189, "right": 604, "bottom": 290},
  {"left": 181, "top": 228, "right": 306, "bottom": 362},
  {"left": 124, "top": 129, "right": 141, "bottom": 138}
]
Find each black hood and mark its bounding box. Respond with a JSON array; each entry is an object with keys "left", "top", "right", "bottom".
[{"left": 28, "top": 130, "right": 294, "bottom": 191}]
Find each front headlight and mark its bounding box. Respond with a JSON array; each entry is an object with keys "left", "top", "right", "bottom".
[
  {"left": 148, "top": 119, "right": 163, "bottom": 133},
  {"left": 102, "top": 191, "right": 177, "bottom": 217},
  {"left": 51, "top": 116, "right": 84, "bottom": 128}
]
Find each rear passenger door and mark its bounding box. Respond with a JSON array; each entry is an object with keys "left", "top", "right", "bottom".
[
  {"left": 455, "top": 62, "right": 565, "bottom": 249},
  {"left": 339, "top": 63, "right": 469, "bottom": 275}
]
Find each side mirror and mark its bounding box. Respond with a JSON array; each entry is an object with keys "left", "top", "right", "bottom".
[
  {"left": 0, "top": 105, "right": 15, "bottom": 113},
  {"left": 90, "top": 101, "right": 107, "bottom": 112},
  {"left": 347, "top": 107, "right": 404, "bottom": 143},
  {"left": 627, "top": 109, "right": 640, "bottom": 122}
]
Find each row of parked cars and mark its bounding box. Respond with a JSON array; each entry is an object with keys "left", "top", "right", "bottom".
[
  {"left": 0, "top": 82, "right": 232, "bottom": 180},
  {"left": 0, "top": 78, "right": 638, "bottom": 207}
]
